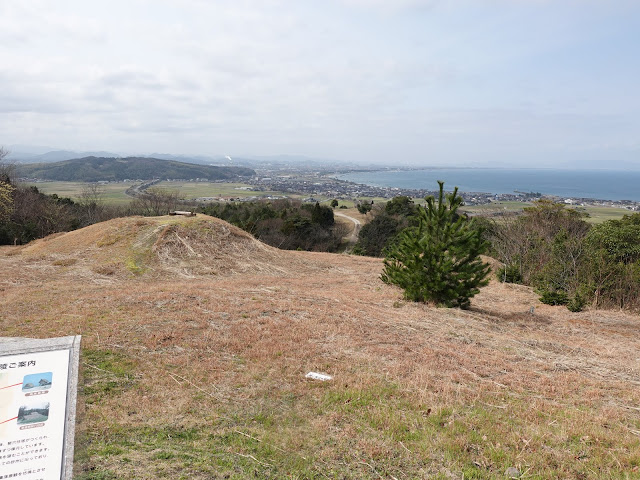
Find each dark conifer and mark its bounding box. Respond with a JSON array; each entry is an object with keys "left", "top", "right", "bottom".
[{"left": 381, "top": 181, "right": 490, "bottom": 309}]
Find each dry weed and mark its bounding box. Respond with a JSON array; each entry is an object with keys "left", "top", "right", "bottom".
[{"left": 1, "top": 215, "right": 639, "bottom": 479}]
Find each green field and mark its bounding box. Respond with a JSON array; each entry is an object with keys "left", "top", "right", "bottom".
[
  {"left": 26, "top": 181, "right": 133, "bottom": 205},
  {"left": 461, "top": 201, "right": 630, "bottom": 224},
  {"left": 153, "top": 181, "right": 291, "bottom": 200},
  {"left": 577, "top": 205, "right": 635, "bottom": 223},
  {"left": 462, "top": 201, "right": 533, "bottom": 215},
  {"left": 26, "top": 181, "right": 297, "bottom": 205}
]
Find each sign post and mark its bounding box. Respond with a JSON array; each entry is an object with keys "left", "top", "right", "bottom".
[{"left": 0, "top": 336, "right": 81, "bottom": 480}]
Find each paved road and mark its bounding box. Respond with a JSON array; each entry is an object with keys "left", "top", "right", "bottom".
[{"left": 334, "top": 212, "right": 361, "bottom": 247}]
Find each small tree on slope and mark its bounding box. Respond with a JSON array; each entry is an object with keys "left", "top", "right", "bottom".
[{"left": 381, "top": 181, "right": 490, "bottom": 309}]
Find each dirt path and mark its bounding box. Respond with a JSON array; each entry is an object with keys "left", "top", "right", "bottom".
[{"left": 335, "top": 211, "right": 361, "bottom": 248}]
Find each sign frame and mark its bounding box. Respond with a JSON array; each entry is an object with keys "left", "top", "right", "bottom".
[{"left": 0, "top": 335, "right": 81, "bottom": 480}]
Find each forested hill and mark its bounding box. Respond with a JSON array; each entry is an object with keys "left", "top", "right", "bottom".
[{"left": 17, "top": 156, "right": 255, "bottom": 182}]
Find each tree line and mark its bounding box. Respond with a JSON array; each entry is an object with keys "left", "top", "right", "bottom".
[
  {"left": 200, "top": 200, "right": 347, "bottom": 252},
  {"left": 488, "top": 200, "right": 640, "bottom": 311}
]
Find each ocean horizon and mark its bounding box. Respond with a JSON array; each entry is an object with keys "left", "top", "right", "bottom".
[{"left": 337, "top": 168, "right": 640, "bottom": 202}]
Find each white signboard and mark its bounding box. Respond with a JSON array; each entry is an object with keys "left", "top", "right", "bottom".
[{"left": 0, "top": 337, "right": 80, "bottom": 480}]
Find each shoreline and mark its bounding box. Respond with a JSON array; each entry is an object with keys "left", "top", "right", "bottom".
[{"left": 331, "top": 167, "right": 640, "bottom": 207}]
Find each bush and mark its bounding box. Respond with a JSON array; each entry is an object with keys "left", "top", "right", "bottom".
[
  {"left": 384, "top": 195, "right": 417, "bottom": 217},
  {"left": 355, "top": 196, "right": 420, "bottom": 257},
  {"left": 488, "top": 202, "right": 640, "bottom": 312},
  {"left": 357, "top": 202, "right": 373, "bottom": 214},
  {"left": 567, "top": 293, "right": 586, "bottom": 312},
  {"left": 356, "top": 213, "right": 403, "bottom": 257},
  {"left": 200, "top": 199, "right": 344, "bottom": 252},
  {"left": 538, "top": 289, "right": 569, "bottom": 306},
  {"left": 497, "top": 264, "right": 522, "bottom": 283}
]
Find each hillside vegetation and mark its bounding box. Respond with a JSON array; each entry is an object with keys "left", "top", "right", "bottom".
[
  {"left": 17, "top": 156, "right": 255, "bottom": 182},
  {"left": 357, "top": 196, "right": 640, "bottom": 312},
  {"left": 1, "top": 215, "right": 639, "bottom": 479}
]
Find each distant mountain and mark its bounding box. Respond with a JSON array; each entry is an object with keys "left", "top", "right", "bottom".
[
  {"left": 17, "top": 157, "right": 255, "bottom": 182},
  {"left": 7, "top": 144, "right": 59, "bottom": 157},
  {"left": 36, "top": 150, "right": 122, "bottom": 163},
  {"left": 8, "top": 147, "right": 260, "bottom": 167},
  {"left": 247, "top": 154, "right": 334, "bottom": 164},
  {"left": 6, "top": 146, "right": 346, "bottom": 169},
  {"left": 9, "top": 148, "right": 122, "bottom": 163},
  {"left": 146, "top": 153, "right": 218, "bottom": 165}
]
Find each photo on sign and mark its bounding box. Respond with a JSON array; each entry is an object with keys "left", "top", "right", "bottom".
[
  {"left": 22, "top": 372, "right": 53, "bottom": 392},
  {"left": 17, "top": 400, "right": 50, "bottom": 425}
]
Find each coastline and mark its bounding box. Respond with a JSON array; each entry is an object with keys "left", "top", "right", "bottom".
[{"left": 332, "top": 167, "right": 640, "bottom": 206}]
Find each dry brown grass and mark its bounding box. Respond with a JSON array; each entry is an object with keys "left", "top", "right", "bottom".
[{"left": 1, "top": 215, "right": 639, "bottom": 479}]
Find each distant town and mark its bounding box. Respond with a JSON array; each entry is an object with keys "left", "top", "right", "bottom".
[{"left": 192, "top": 165, "right": 640, "bottom": 212}]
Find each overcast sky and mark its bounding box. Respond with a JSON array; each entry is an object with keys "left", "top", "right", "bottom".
[{"left": 1, "top": 0, "right": 639, "bottom": 167}]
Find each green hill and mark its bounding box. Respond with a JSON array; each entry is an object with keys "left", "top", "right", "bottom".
[{"left": 17, "top": 156, "right": 255, "bottom": 182}]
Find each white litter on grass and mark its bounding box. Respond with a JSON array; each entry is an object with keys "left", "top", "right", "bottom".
[{"left": 305, "top": 371, "right": 333, "bottom": 381}]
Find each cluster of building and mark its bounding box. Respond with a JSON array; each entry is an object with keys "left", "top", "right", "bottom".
[
  {"left": 244, "top": 175, "right": 539, "bottom": 206},
  {"left": 241, "top": 171, "right": 640, "bottom": 211}
]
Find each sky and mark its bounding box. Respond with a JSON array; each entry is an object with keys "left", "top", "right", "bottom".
[{"left": 1, "top": 0, "right": 639, "bottom": 168}]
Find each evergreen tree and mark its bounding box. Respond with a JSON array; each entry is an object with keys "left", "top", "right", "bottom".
[
  {"left": 311, "top": 202, "right": 334, "bottom": 227},
  {"left": 356, "top": 213, "right": 403, "bottom": 257},
  {"left": 381, "top": 181, "right": 490, "bottom": 308},
  {"left": 357, "top": 201, "right": 373, "bottom": 215}
]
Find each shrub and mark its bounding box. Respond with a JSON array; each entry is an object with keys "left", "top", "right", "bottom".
[
  {"left": 356, "top": 213, "right": 403, "bottom": 257},
  {"left": 357, "top": 202, "right": 373, "bottom": 214},
  {"left": 567, "top": 293, "right": 586, "bottom": 312},
  {"left": 497, "top": 264, "right": 522, "bottom": 284},
  {"left": 538, "top": 289, "right": 569, "bottom": 306},
  {"left": 200, "top": 199, "right": 344, "bottom": 252}
]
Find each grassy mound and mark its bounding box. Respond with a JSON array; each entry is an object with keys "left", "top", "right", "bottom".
[{"left": 14, "top": 215, "right": 296, "bottom": 280}]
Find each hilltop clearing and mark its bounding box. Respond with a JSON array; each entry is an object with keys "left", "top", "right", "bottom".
[{"left": 1, "top": 215, "right": 639, "bottom": 479}]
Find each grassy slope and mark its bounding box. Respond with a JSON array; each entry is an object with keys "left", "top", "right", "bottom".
[{"left": 1, "top": 216, "right": 639, "bottom": 479}]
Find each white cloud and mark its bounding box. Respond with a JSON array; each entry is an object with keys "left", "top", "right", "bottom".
[{"left": 0, "top": 0, "right": 638, "bottom": 165}]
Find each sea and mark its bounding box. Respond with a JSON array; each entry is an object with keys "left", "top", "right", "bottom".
[{"left": 336, "top": 168, "right": 640, "bottom": 202}]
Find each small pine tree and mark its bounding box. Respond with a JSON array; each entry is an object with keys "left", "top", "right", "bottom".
[{"left": 381, "top": 181, "right": 490, "bottom": 309}]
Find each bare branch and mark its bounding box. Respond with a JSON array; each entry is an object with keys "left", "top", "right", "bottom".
[{"left": 0, "top": 146, "right": 16, "bottom": 184}]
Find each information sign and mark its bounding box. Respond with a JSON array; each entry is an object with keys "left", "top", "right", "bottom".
[{"left": 0, "top": 336, "right": 81, "bottom": 480}]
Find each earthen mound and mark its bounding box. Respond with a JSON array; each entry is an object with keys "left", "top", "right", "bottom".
[{"left": 12, "top": 215, "right": 297, "bottom": 280}]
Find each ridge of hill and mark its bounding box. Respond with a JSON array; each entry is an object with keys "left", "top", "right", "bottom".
[
  {"left": 1, "top": 216, "right": 639, "bottom": 479},
  {"left": 16, "top": 156, "right": 255, "bottom": 182}
]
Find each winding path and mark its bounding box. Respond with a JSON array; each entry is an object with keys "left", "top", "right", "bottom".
[{"left": 334, "top": 211, "right": 361, "bottom": 249}]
